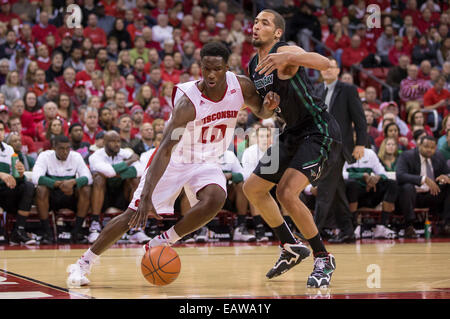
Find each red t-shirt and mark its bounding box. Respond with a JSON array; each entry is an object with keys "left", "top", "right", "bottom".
[
  {"left": 423, "top": 87, "right": 450, "bottom": 116},
  {"left": 83, "top": 27, "right": 107, "bottom": 47}
]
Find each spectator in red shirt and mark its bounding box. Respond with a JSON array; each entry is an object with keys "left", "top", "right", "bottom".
[
  {"left": 148, "top": 65, "right": 163, "bottom": 97},
  {"left": 82, "top": 107, "right": 103, "bottom": 145},
  {"left": 9, "top": 98, "right": 35, "bottom": 141},
  {"left": 145, "top": 96, "right": 170, "bottom": 123},
  {"left": 30, "top": 68, "right": 48, "bottom": 97},
  {"left": 402, "top": 26, "right": 418, "bottom": 55},
  {"left": 130, "top": 105, "right": 145, "bottom": 137},
  {"left": 402, "top": 0, "right": 421, "bottom": 24},
  {"left": 0, "top": 0, "right": 21, "bottom": 26},
  {"left": 406, "top": 109, "right": 434, "bottom": 140},
  {"left": 418, "top": 60, "right": 432, "bottom": 81},
  {"left": 71, "top": 80, "right": 88, "bottom": 110},
  {"left": 389, "top": 36, "right": 410, "bottom": 66},
  {"left": 161, "top": 54, "right": 181, "bottom": 84},
  {"left": 331, "top": 0, "right": 348, "bottom": 21},
  {"left": 83, "top": 13, "right": 107, "bottom": 50},
  {"left": 114, "top": 91, "right": 130, "bottom": 117},
  {"left": 76, "top": 57, "right": 96, "bottom": 89},
  {"left": 43, "top": 118, "right": 65, "bottom": 150},
  {"left": 57, "top": 67, "right": 76, "bottom": 96},
  {"left": 417, "top": 8, "right": 437, "bottom": 35},
  {"left": 7, "top": 116, "right": 36, "bottom": 156},
  {"left": 217, "top": 0, "right": 235, "bottom": 29},
  {"left": 341, "top": 34, "right": 369, "bottom": 69},
  {"left": 424, "top": 75, "right": 450, "bottom": 120},
  {"left": 126, "top": 12, "right": 146, "bottom": 44},
  {"left": 142, "top": 26, "right": 162, "bottom": 52},
  {"left": 35, "top": 44, "right": 51, "bottom": 71},
  {"left": 32, "top": 11, "right": 59, "bottom": 45},
  {"left": 36, "top": 101, "right": 68, "bottom": 142}
]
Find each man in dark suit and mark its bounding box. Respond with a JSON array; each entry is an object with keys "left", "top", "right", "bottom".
[
  {"left": 313, "top": 58, "right": 368, "bottom": 243},
  {"left": 397, "top": 135, "right": 450, "bottom": 238}
]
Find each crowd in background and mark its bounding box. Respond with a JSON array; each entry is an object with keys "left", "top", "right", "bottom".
[{"left": 0, "top": 0, "right": 450, "bottom": 245}]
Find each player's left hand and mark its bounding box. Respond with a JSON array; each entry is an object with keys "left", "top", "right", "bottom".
[
  {"left": 256, "top": 52, "right": 289, "bottom": 77},
  {"left": 263, "top": 91, "right": 280, "bottom": 111}
]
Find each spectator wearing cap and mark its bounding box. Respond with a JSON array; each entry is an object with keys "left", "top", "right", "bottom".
[
  {"left": 0, "top": 30, "right": 18, "bottom": 60},
  {"left": 400, "top": 64, "right": 432, "bottom": 103},
  {"left": 82, "top": 107, "right": 103, "bottom": 145},
  {"left": 45, "top": 52, "right": 64, "bottom": 83},
  {"left": 161, "top": 54, "right": 181, "bottom": 84},
  {"left": 152, "top": 14, "right": 173, "bottom": 46},
  {"left": 130, "top": 104, "right": 145, "bottom": 136},
  {"left": 69, "top": 123, "right": 91, "bottom": 162},
  {"left": 423, "top": 75, "right": 450, "bottom": 126},
  {"left": 32, "top": 11, "right": 59, "bottom": 45},
  {"left": 54, "top": 32, "right": 73, "bottom": 62},
  {"left": 57, "top": 67, "right": 76, "bottom": 96},
  {"left": 0, "top": 0, "right": 21, "bottom": 26},
  {"left": 70, "top": 80, "right": 87, "bottom": 111},
  {"left": 130, "top": 36, "right": 149, "bottom": 65},
  {"left": 84, "top": 14, "right": 107, "bottom": 50},
  {"left": 75, "top": 57, "right": 96, "bottom": 89},
  {"left": 377, "top": 101, "right": 410, "bottom": 137},
  {"left": 118, "top": 113, "right": 140, "bottom": 149},
  {"left": 125, "top": 12, "right": 146, "bottom": 44}
]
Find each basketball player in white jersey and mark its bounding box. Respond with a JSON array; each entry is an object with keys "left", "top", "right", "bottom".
[{"left": 67, "top": 42, "right": 280, "bottom": 286}]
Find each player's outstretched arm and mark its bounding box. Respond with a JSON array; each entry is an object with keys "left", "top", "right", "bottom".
[
  {"left": 237, "top": 75, "right": 279, "bottom": 119},
  {"left": 128, "top": 95, "right": 196, "bottom": 229},
  {"left": 256, "top": 45, "right": 331, "bottom": 77}
]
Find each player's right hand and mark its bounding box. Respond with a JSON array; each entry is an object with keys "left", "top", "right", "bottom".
[
  {"left": 129, "top": 196, "right": 163, "bottom": 230},
  {"left": 0, "top": 172, "right": 16, "bottom": 189},
  {"left": 263, "top": 91, "right": 280, "bottom": 111}
]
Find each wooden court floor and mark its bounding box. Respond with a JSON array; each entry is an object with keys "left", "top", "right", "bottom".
[{"left": 1, "top": 239, "right": 450, "bottom": 299}]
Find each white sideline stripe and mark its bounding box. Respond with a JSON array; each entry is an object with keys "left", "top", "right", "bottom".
[
  {"left": 0, "top": 282, "right": 18, "bottom": 285},
  {"left": 0, "top": 291, "right": 52, "bottom": 299}
]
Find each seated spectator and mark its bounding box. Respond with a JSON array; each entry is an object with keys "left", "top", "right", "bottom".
[
  {"left": 82, "top": 107, "right": 103, "bottom": 145},
  {"left": 343, "top": 144, "right": 398, "bottom": 239},
  {"left": 101, "top": 85, "right": 116, "bottom": 107},
  {"left": 109, "top": 18, "right": 132, "bottom": 50},
  {"left": 75, "top": 57, "right": 95, "bottom": 89},
  {"left": 103, "top": 60, "right": 125, "bottom": 91},
  {"left": 44, "top": 116, "right": 64, "bottom": 146},
  {"left": 377, "top": 101, "right": 410, "bottom": 137},
  {"left": 98, "top": 107, "right": 119, "bottom": 132},
  {"left": 88, "top": 130, "right": 140, "bottom": 243},
  {"left": 160, "top": 54, "right": 181, "bottom": 84},
  {"left": 396, "top": 136, "right": 450, "bottom": 238},
  {"left": 30, "top": 68, "right": 49, "bottom": 98},
  {"left": 376, "top": 25, "right": 395, "bottom": 66},
  {"left": 437, "top": 128, "right": 450, "bottom": 162},
  {"left": 146, "top": 96, "right": 170, "bottom": 122},
  {"left": 83, "top": 13, "right": 107, "bottom": 50},
  {"left": 399, "top": 64, "right": 432, "bottom": 104},
  {"left": 325, "top": 22, "right": 350, "bottom": 64},
  {"left": 0, "top": 71, "right": 26, "bottom": 106},
  {"left": 133, "top": 122, "right": 154, "bottom": 156},
  {"left": 135, "top": 84, "right": 153, "bottom": 110},
  {"left": 152, "top": 118, "right": 165, "bottom": 135},
  {"left": 378, "top": 137, "right": 400, "bottom": 173},
  {"left": 45, "top": 52, "right": 64, "bottom": 83},
  {"left": 364, "top": 86, "right": 381, "bottom": 117},
  {"left": 385, "top": 54, "right": 410, "bottom": 101},
  {"left": 411, "top": 35, "right": 438, "bottom": 66},
  {"left": 113, "top": 91, "right": 129, "bottom": 117},
  {"left": 406, "top": 109, "right": 434, "bottom": 140},
  {"left": 365, "top": 108, "right": 380, "bottom": 149},
  {"left": 148, "top": 65, "right": 163, "bottom": 97},
  {"left": 117, "top": 50, "right": 134, "bottom": 78},
  {"left": 6, "top": 132, "right": 35, "bottom": 172},
  {"left": 389, "top": 36, "right": 410, "bottom": 66},
  {"left": 423, "top": 75, "right": 450, "bottom": 129},
  {"left": 57, "top": 67, "right": 76, "bottom": 96},
  {"left": 33, "top": 135, "right": 92, "bottom": 244},
  {"left": 0, "top": 104, "right": 7, "bottom": 127},
  {"left": 376, "top": 121, "right": 415, "bottom": 151},
  {"left": 152, "top": 14, "right": 173, "bottom": 46},
  {"left": 130, "top": 36, "right": 149, "bottom": 65},
  {"left": 32, "top": 11, "right": 59, "bottom": 45},
  {"left": 89, "top": 131, "right": 105, "bottom": 154},
  {"left": 159, "top": 81, "right": 174, "bottom": 110},
  {"left": 63, "top": 47, "right": 84, "bottom": 73},
  {"left": 0, "top": 121, "right": 36, "bottom": 245},
  {"left": 341, "top": 34, "right": 369, "bottom": 69},
  {"left": 130, "top": 105, "right": 145, "bottom": 137},
  {"left": 118, "top": 114, "right": 140, "bottom": 149},
  {"left": 188, "top": 62, "right": 202, "bottom": 81},
  {"left": 122, "top": 73, "right": 138, "bottom": 103},
  {"left": 69, "top": 123, "right": 91, "bottom": 162},
  {"left": 35, "top": 44, "right": 51, "bottom": 71},
  {"left": 36, "top": 101, "right": 68, "bottom": 142},
  {"left": 7, "top": 116, "right": 36, "bottom": 158},
  {"left": 0, "top": 59, "right": 9, "bottom": 87},
  {"left": 38, "top": 81, "right": 59, "bottom": 108},
  {"left": 0, "top": 30, "right": 18, "bottom": 60},
  {"left": 10, "top": 98, "right": 37, "bottom": 141},
  {"left": 57, "top": 93, "right": 77, "bottom": 124},
  {"left": 71, "top": 80, "right": 88, "bottom": 110},
  {"left": 418, "top": 60, "right": 432, "bottom": 81}
]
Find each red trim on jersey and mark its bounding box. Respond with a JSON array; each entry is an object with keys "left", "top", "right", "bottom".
[
  {"left": 171, "top": 86, "right": 178, "bottom": 110},
  {"left": 195, "top": 81, "right": 228, "bottom": 104},
  {"left": 145, "top": 147, "right": 159, "bottom": 169}
]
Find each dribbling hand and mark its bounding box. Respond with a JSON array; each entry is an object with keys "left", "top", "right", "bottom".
[{"left": 129, "top": 196, "right": 163, "bottom": 230}]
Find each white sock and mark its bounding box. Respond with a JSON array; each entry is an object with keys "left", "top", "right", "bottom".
[
  {"left": 161, "top": 226, "right": 181, "bottom": 245},
  {"left": 80, "top": 248, "right": 100, "bottom": 269}
]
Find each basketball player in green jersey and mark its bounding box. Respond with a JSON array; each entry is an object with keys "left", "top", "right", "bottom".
[{"left": 244, "top": 9, "right": 341, "bottom": 288}]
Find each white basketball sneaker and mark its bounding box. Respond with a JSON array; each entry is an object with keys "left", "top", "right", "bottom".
[
  {"left": 373, "top": 224, "right": 397, "bottom": 239},
  {"left": 128, "top": 229, "right": 151, "bottom": 244},
  {"left": 66, "top": 260, "right": 91, "bottom": 287},
  {"left": 88, "top": 221, "right": 102, "bottom": 244}
]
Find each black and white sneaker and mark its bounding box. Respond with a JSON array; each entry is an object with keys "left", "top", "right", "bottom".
[
  {"left": 182, "top": 232, "right": 196, "bottom": 243},
  {"left": 194, "top": 227, "right": 209, "bottom": 243},
  {"left": 233, "top": 225, "right": 256, "bottom": 242},
  {"left": 307, "top": 253, "right": 336, "bottom": 288},
  {"left": 266, "top": 241, "right": 311, "bottom": 279},
  {"left": 9, "top": 227, "right": 36, "bottom": 245},
  {"left": 255, "top": 224, "right": 269, "bottom": 242}
]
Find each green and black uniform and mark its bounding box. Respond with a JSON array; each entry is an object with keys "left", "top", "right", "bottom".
[{"left": 249, "top": 42, "right": 342, "bottom": 185}]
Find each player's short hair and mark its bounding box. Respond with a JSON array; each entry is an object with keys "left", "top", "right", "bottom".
[
  {"left": 261, "top": 9, "right": 285, "bottom": 35},
  {"left": 53, "top": 135, "right": 70, "bottom": 145},
  {"left": 200, "top": 41, "right": 231, "bottom": 64}
]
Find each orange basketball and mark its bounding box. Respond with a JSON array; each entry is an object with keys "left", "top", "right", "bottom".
[{"left": 141, "top": 246, "right": 181, "bottom": 286}]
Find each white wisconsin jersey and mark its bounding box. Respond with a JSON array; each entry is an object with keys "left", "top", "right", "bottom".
[{"left": 171, "top": 71, "right": 245, "bottom": 164}]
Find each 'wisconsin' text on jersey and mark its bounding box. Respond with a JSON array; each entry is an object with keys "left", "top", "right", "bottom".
[{"left": 201, "top": 110, "right": 239, "bottom": 125}]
